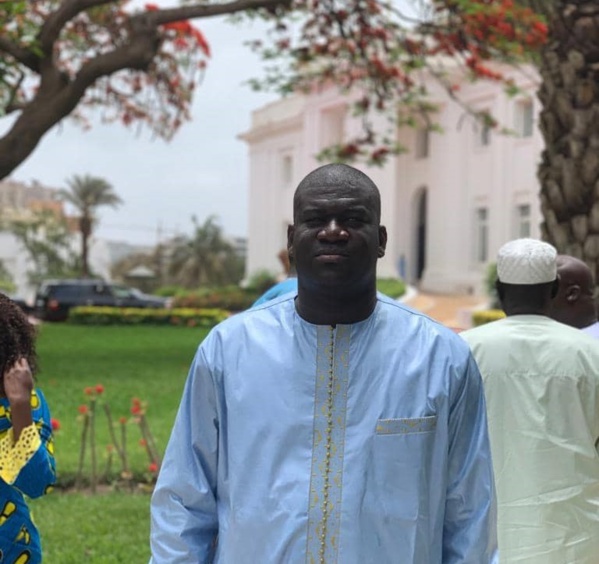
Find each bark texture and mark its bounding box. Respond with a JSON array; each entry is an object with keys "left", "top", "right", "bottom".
[{"left": 538, "top": 0, "right": 599, "bottom": 281}]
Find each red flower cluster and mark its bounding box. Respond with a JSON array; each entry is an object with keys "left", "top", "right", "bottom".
[
  {"left": 83, "top": 384, "right": 105, "bottom": 397},
  {"left": 131, "top": 397, "right": 143, "bottom": 416},
  {"left": 50, "top": 418, "right": 61, "bottom": 431},
  {"left": 144, "top": 4, "right": 211, "bottom": 58}
]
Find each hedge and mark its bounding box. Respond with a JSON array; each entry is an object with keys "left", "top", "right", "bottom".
[
  {"left": 68, "top": 306, "right": 230, "bottom": 327},
  {"left": 471, "top": 309, "right": 506, "bottom": 327},
  {"left": 376, "top": 278, "right": 406, "bottom": 299},
  {"left": 172, "top": 287, "right": 259, "bottom": 311}
]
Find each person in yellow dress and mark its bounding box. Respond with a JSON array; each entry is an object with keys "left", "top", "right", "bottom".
[{"left": 0, "top": 293, "right": 56, "bottom": 563}]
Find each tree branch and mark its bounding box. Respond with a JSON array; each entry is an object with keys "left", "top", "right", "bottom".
[
  {"left": 70, "top": 16, "right": 160, "bottom": 96},
  {"left": 39, "top": 0, "right": 116, "bottom": 54},
  {"left": 149, "top": 0, "right": 292, "bottom": 26},
  {"left": 0, "top": 37, "right": 40, "bottom": 71}
]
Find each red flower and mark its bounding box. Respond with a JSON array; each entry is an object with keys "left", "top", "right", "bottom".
[
  {"left": 50, "top": 418, "right": 61, "bottom": 431},
  {"left": 191, "top": 28, "right": 211, "bottom": 57},
  {"left": 95, "top": 384, "right": 104, "bottom": 395},
  {"left": 131, "top": 404, "right": 142, "bottom": 415},
  {"left": 139, "top": 438, "right": 147, "bottom": 447},
  {"left": 119, "top": 416, "right": 128, "bottom": 425},
  {"left": 148, "top": 462, "right": 159, "bottom": 473},
  {"left": 78, "top": 405, "right": 89, "bottom": 415},
  {"left": 132, "top": 397, "right": 141, "bottom": 406},
  {"left": 164, "top": 21, "right": 192, "bottom": 34},
  {"left": 84, "top": 387, "right": 93, "bottom": 396},
  {"left": 173, "top": 36, "right": 189, "bottom": 50}
]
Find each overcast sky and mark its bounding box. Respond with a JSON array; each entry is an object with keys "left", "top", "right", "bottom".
[{"left": 1, "top": 8, "right": 277, "bottom": 247}]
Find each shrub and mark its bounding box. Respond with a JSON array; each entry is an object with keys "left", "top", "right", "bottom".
[
  {"left": 472, "top": 309, "right": 506, "bottom": 327},
  {"left": 68, "top": 306, "right": 229, "bottom": 327},
  {"left": 245, "top": 270, "right": 278, "bottom": 294},
  {"left": 153, "top": 285, "right": 185, "bottom": 297},
  {"left": 485, "top": 262, "right": 500, "bottom": 308},
  {"left": 376, "top": 278, "right": 406, "bottom": 298},
  {"left": 172, "top": 286, "right": 259, "bottom": 311}
]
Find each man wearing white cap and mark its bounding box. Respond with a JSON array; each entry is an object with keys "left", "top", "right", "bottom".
[{"left": 461, "top": 238, "right": 599, "bottom": 563}]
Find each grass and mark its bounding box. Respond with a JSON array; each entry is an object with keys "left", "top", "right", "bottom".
[
  {"left": 30, "top": 324, "right": 210, "bottom": 562},
  {"left": 36, "top": 324, "right": 208, "bottom": 479},
  {"left": 30, "top": 492, "right": 152, "bottom": 563}
]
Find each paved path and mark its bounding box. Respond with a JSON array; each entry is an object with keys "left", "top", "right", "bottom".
[{"left": 403, "top": 291, "right": 488, "bottom": 330}]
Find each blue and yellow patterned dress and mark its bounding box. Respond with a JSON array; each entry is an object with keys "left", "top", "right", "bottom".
[{"left": 0, "top": 389, "right": 56, "bottom": 564}]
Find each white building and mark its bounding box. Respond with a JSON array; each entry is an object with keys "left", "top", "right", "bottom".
[{"left": 240, "top": 67, "right": 543, "bottom": 295}]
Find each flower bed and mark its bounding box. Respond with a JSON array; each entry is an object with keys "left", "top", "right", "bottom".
[{"left": 68, "top": 306, "right": 229, "bottom": 327}]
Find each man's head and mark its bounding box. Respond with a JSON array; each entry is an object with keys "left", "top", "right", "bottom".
[
  {"left": 287, "top": 163, "right": 387, "bottom": 297},
  {"left": 548, "top": 255, "right": 597, "bottom": 328},
  {"left": 495, "top": 238, "right": 558, "bottom": 316}
]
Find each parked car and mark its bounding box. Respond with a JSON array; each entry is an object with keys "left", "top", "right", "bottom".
[{"left": 34, "top": 279, "right": 170, "bottom": 321}]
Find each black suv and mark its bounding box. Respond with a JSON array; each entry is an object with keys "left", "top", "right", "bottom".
[{"left": 34, "top": 279, "right": 169, "bottom": 321}]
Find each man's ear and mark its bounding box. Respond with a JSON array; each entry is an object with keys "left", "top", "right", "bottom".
[
  {"left": 565, "top": 284, "right": 580, "bottom": 303},
  {"left": 377, "top": 226, "right": 388, "bottom": 258},
  {"left": 287, "top": 225, "right": 295, "bottom": 259}
]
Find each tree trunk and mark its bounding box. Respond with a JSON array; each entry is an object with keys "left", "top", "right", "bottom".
[
  {"left": 80, "top": 215, "right": 92, "bottom": 278},
  {"left": 538, "top": 0, "right": 599, "bottom": 283}
]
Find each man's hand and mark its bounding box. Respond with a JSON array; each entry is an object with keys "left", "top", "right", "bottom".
[{"left": 3, "top": 358, "right": 34, "bottom": 405}]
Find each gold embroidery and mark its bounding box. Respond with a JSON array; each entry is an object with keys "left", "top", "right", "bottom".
[
  {"left": 307, "top": 326, "right": 350, "bottom": 564},
  {"left": 375, "top": 416, "right": 437, "bottom": 435}
]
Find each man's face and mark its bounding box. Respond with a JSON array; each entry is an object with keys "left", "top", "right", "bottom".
[{"left": 288, "top": 182, "right": 386, "bottom": 291}]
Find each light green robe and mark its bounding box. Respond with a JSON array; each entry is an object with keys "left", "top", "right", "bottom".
[{"left": 462, "top": 315, "right": 599, "bottom": 564}]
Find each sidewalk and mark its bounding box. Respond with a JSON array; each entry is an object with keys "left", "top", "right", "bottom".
[{"left": 403, "top": 291, "right": 488, "bottom": 330}]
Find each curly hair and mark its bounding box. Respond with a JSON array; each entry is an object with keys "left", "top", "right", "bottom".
[{"left": 0, "top": 293, "right": 37, "bottom": 381}]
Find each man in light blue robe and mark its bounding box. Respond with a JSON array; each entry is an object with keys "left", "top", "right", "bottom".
[{"left": 150, "top": 164, "right": 497, "bottom": 563}]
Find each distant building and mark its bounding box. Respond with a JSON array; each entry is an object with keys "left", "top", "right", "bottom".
[
  {"left": 230, "top": 236, "right": 247, "bottom": 260},
  {"left": 0, "top": 179, "right": 63, "bottom": 222},
  {"left": 239, "top": 65, "right": 543, "bottom": 295},
  {"left": 0, "top": 178, "right": 151, "bottom": 298}
]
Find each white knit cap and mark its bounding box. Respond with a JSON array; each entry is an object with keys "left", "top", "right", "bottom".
[{"left": 497, "top": 238, "right": 557, "bottom": 284}]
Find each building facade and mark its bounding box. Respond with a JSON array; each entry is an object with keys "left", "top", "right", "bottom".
[{"left": 240, "top": 67, "right": 544, "bottom": 295}]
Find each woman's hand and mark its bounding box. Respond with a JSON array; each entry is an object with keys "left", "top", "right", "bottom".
[
  {"left": 3, "top": 359, "right": 34, "bottom": 440},
  {"left": 3, "top": 358, "right": 34, "bottom": 405}
]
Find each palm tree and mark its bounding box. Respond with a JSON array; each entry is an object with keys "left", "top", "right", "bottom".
[
  {"left": 509, "top": 1, "right": 599, "bottom": 281},
  {"left": 528, "top": 1, "right": 599, "bottom": 283},
  {"left": 168, "top": 215, "right": 243, "bottom": 288},
  {"left": 59, "top": 174, "right": 123, "bottom": 277}
]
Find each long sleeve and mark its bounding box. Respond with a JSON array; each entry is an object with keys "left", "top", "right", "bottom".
[
  {"left": 150, "top": 346, "right": 219, "bottom": 564},
  {"left": 443, "top": 355, "right": 498, "bottom": 563},
  {"left": 0, "top": 389, "right": 56, "bottom": 499}
]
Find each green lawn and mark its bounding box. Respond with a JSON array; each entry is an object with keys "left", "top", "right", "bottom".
[
  {"left": 30, "top": 324, "right": 210, "bottom": 562},
  {"left": 30, "top": 492, "right": 151, "bottom": 563}
]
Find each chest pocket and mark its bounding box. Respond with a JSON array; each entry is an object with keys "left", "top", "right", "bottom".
[
  {"left": 369, "top": 416, "right": 438, "bottom": 521},
  {"left": 375, "top": 416, "right": 437, "bottom": 435}
]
